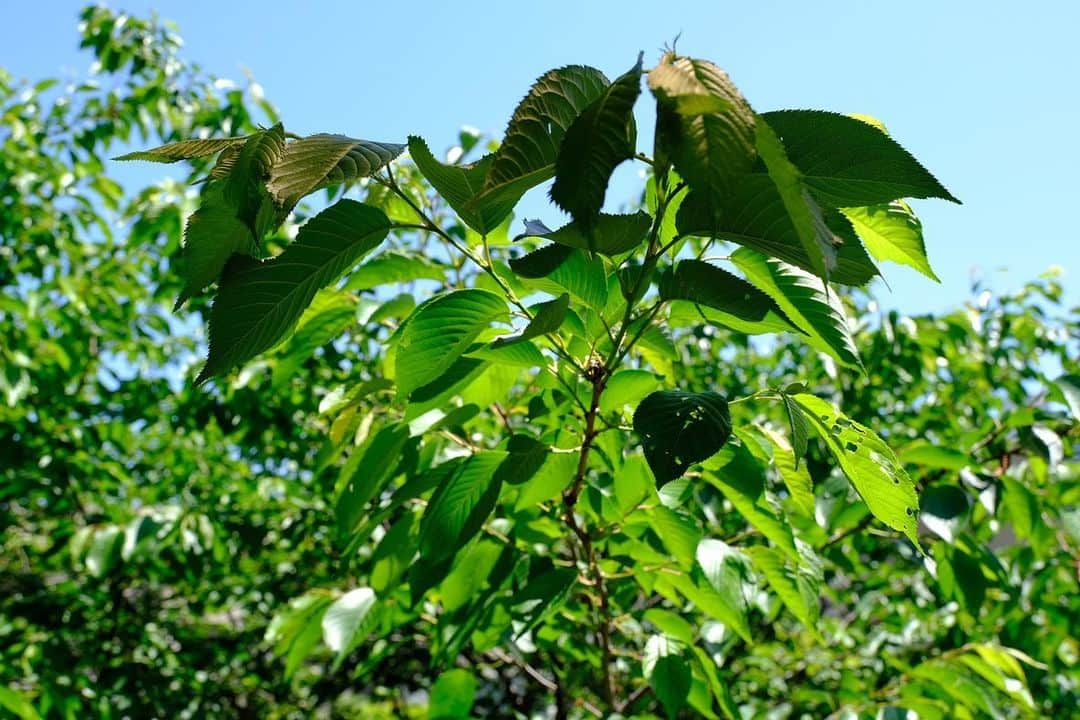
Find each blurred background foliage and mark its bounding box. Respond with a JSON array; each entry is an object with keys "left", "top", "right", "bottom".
[{"left": 1, "top": 7, "right": 1077, "bottom": 719}]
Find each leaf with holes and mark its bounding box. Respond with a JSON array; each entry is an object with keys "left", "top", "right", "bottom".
[
  {"left": 633, "top": 390, "right": 732, "bottom": 485},
  {"left": 395, "top": 289, "right": 508, "bottom": 397},
  {"left": 550, "top": 54, "right": 642, "bottom": 237},
  {"left": 731, "top": 248, "right": 861, "bottom": 370},
  {"left": 761, "top": 110, "right": 959, "bottom": 206},
  {"left": 792, "top": 393, "right": 921, "bottom": 548},
  {"left": 470, "top": 65, "right": 609, "bottom": 221},
  {"left": 197, "top": 199, "right": 390, "bottom": 384}
]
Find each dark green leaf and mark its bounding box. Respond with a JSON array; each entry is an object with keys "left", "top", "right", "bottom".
[
  {"left": 659, "top": 259, "right": 799, "bottom": 332},
  {"left": 407, "top": 136, "right": 509, "bottom": 235},
  {"left": 515, "top": 211, "right": 651, "bottom": 257},
  {"left": 429, "top": 669, "right": 477, "bottom": 719},
  {"left": 644, "top": 635, "right": 692, "bottom": 719},
  {"left": 761, "top": 110, "right": 959, "bottom": 206},
  {"left": 197, "top": 199, "right": 391, "bottom": 384},
  {"left": 550, "top": 54, "right": 642, "bottom": 235},
  {"left": 175, "top": 187, "right": 257, "bottom": 306},
  {"left": 633, "top": 390, "right": 732, "bottom": 485},
  {"left": 492, "top": 293, "right": 569, "bottom": 347},
  {"left": 114, "top": 135, "right": 248, "bottom": 162},
  {"left": 419, "top": 452, "right": 508, "bottom": 564}
]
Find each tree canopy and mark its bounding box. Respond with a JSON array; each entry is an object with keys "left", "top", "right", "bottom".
[{"left": 2, "top": 8, "right": 1078, "bottom": 720}]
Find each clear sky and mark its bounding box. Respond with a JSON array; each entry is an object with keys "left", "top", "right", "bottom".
[{"left": 4, "top": 1, "right": 1078, "bottom": 315}]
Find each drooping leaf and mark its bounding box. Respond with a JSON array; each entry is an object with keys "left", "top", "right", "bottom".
[
  {"left": 633, "top": 390, "right": 732, "bottom": 485},
  {"left": 644, "top": 635, "right": 692, "bottom": 719},
  {"left": 650, "top": 506, "right": 704, "bottom": 570},
  {"left": 746, "top": 545, "right": 821, "bottom": 631},
  {"left": 550, "top": 54, "right": 642, "bottom": 235},
  {"left": 175, "top": 187, "right": 257, "bottom": 307},
  {"left": 761, "top": 109, "right": 959, "bottom": 206},
  {"left": 731, "top": 248, "right": 862, "bottom": 370},
  {"left": 336, "top": 423, "right": 410, "bottom": 539},
  {"left": 792, "top": 394, "right": 921, "bottom": 547},
  {"left": 760, "top": 425, "right": 815, "bottom": 518},
  {"left": 264, "top": 591, "right": 333, "bottom": 679},
  {"left": 781, "top": 393, "right": 810, "bottom": 467},
  {"left": 492, "top": 293, "right": 569, "bottom": 347},
  {"left": 407, "top": 136, "right": 510, "bottom": 235},
  {"left": 321, "top": 587, "right": 377, "bottom": 668},
  {"left": 648, "top": 54, "right": 757, "bottom": 203},
  {"left": 755, "top": 119, "right": 837, "bottom": 279},
  {"left": 470, "top": 65, "right": 609, "bottom": 221},
  {"left": 268, "top": 133, "right": 404, "bottom": 217},
  {"left": 515, "top": 211, "right": 651, "bottom": 257},
  {"left": 691, "top": 538, "right": 753, "bottom": 641},
  {"left": 843, "top": 201, "right": 939, "bottom": 281},
  {"left": 223, "top": 124, "right": 286, "bottom": 234},
  {"left": 197, "top": 199, "right": 391, "bottom": 384},
  {"left": 114, "top": 135, "right": 248, "bottom": 162},
  {"left": 395, "top": 289, "right": 508, "bottom": 397},
  {"left": 659, "top": 259, "right": 799, "bottom": 332},
  {"left": 419, "top": 451, "right": 508, "bottom": 565},
  {"left": 509, "top": 566, "right": 577, "bottom": 639}
]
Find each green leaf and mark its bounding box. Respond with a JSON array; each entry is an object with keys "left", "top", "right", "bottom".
[
  {"left": 472, "top": 65, "right": 609, "bottom": 222},
  {"left": 693, "top": 539, "right": 752, "bottom": 639},
  {"left": 731, "top": 248, "right": 862, "bottom": 370},
  {"left": 395, "top": 289, "right": 508, "bottom": 397},
  {"left": 675, "top": 184, "right": 879, "bottom": 287},
  {"left": 760, "top": 110, "right": 959, "bottom": 206},
  {"left": 599, "top": 369, "right": 660, "bottom": 415},
  {"left": 510, "top": 245, "right": 608, "bottom": 311},
  {"left": 321, "top": 587, "right": 377, "bottom": 668},
  {"left": 272, "top": 290, "right": 357, "bottom": 387},
  {"left": 644, "top": 635, "right": 692, "bottom": 719},
  {"left": 648, "top": 54, "right": 757, "bottom": 200},
  {"left": 419, "top": 451, "right": 508, "bottom": 564},
  {"left": 0, "top": 687, "right": 40, "bottom": 720},
  {"left": 843, "top": 201, "right": 939, "bottom": 281},
  {"left": 466, "top": 339, "right": 545, "bottom": 368},
  {"left": 759, "top": 426, "right": 815, "bottom": 518},
  {"left": 407, "top": 136, "right": 509, "bottom": 235},
  {"left": 428, "top": 669, "right": 477, "bottom": 719},
  {"left": 336, "top": 423, "right": 410, "bottom": 539},
  {"left": 114, "top": 135, "right": 248, "bottom": 162},
  {"left": 343, "top": 251, "right": 446, "bottom": 291},
  {"left": 659, "top": 259, "right": 799, "bottom": 332},
  {"left": 509, "top": 566, "right": 577, "bottom": 638},
  {"left": 515, "top": 211, "right": 651, "bottom": 256},
  {"left": 901, "top": 441, "right": 970, "bottom": 470},
  {"left": 197, "top": 199, "right": 391, "bottom": 384},
  {"left": 755, "top": 120, "right": 837, "bottom": 279},
  {"left": 792, "top": 394, "right": 921, "bottom": 547},
  {"left": 370, "top": 512, "right": 419, "bottom": 594},
  {"left": 1053, "top": 374, "right": 1080, "bottom": 421},
  {"left": 264, "top": 591, "right": 333, "bottom": 679},
  {"left": 176, "top": 187, "right": 257, "bottom": 306},
  {"left": 746, "top": 545, "right": 820, "bottom": 632},
  {"left": 223, "top": 124, "right": 286, "bottom": 233},
  {"left": 492, "top": 293, "right": 568, "bottom": 347},
  {"left": 633, "top": 390, "right": 732, "bottom": 485},
  {"left": 643, "top": 609, "right": 696, "bottom": 645},
  {"left": 781, "top": 393, "right": 810, "bottom": 467},
  {"left": 550, "top": 54, "right": 642, "bottom": 235},
  {"left": 650, "top": 506, "right": 704, "bottom": 570},
  {"left": 267, "top": 133, "right": 404, "bottom": 217},
  {"left": 85, "top": 526, "right": 123, "bottom": 578}
]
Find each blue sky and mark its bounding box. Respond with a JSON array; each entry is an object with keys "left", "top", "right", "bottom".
[{"left": 4, "top": 1, "right": 1078, "bottom": 314}]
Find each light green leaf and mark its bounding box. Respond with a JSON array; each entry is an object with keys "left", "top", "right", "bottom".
[
  {"left": 509, "top": 245, "right": 608, "bottom": 310},
  {"left": 267, "top": 133, "right": 404, "bottom": 217},
  {"left": 659, "top": 259, "right": 799, "bottom": 333},
  {"left": 492, "top": 293, "right": 568, "bottom": 347},
  {"left": 264, "top": 591, "right": 333, "bottom": 680},
  {"left": 114, "top": 135, "right": 248, "bottom": 162},
  {"left": 343, "top": 251, "right": 446, "bottom": 291},
  {"left": 633, "top": 390, "right": 732, "bottom": 485},
  {"left": 272, "top": 290, "right": 357, "bottom": 387},
  {"left": 321, "top": 587, "right": 377, "bottom": 667},
  {"left": 515, "top": 211, "right": 651, "bottom": 256},
  {"left": 472, "top": 65, "right": 609, "bottom": 222},
  {"left": 843, "top": 201, "right": 939, "bottom": 281},
  {"left": 731, "top": 248, "right": 861, "bottom": 370},
  {"left": 429, "top": 669, "right": 477, "bottom": 719},
  {"left": 395, "top": 289, "right": 508, "bottom": 397},
  {"left": 407, "top": 136, "right": 509, "bottom": 235},
  {"left": 792, "top": 394, "right": 921, "bottom": 547},
  {"left": 85, "top": 525, "right": 123, "bottom": 578},
  {"left": 176, "top": 188, "right": 256, "bottom": 306},
  {"left": 648, "top": 54, "right": 757, "bottom": 200},
  {"left": 781, "top": 393, "right": 810, "bottom": 467},
  {"left": 760, "top": 426, "right": 815, "bottom": 518},
  {"left": 746, "top": 545, "right": 820, "bottom": 632},
  {"left": 650, "top": 506, "right": 704, "bottom": 570},
  {"left": 599, "top": 369, "right": 660, "bottom": 415},
  {"left": 550, "top": 54, "right": 642, "bottom": 235},
  {"left": 761, "top": 110, "right": 959, "bottom": 206},
  {"left": 901, "top": 441, "right": 970, "bottom": 470},
  {"left": 197, "top": 199, "right": 391, "bottom": 384},
  {"left": 644, "top": 635, "right": 692, "bottom": 719}
]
